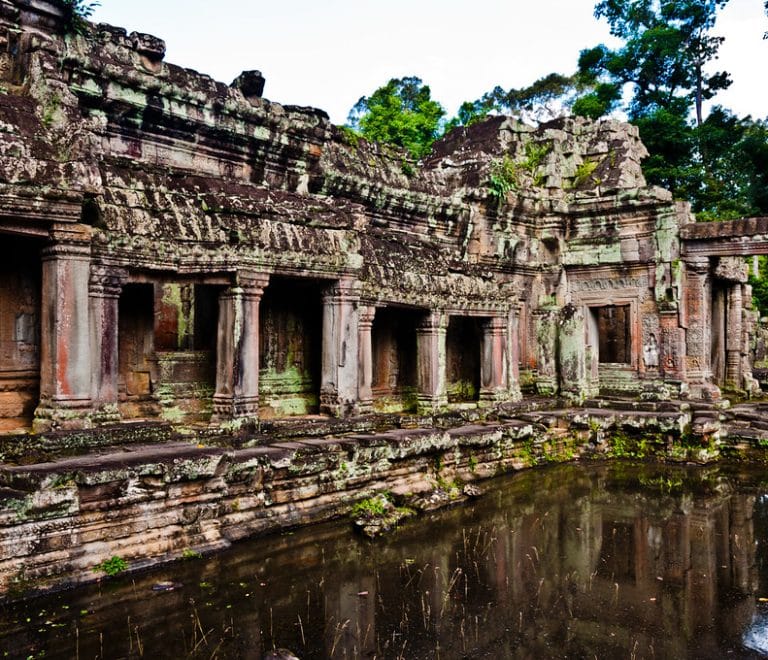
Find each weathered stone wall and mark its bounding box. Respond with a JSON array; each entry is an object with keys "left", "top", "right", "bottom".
[
  {"left": 0, "top": 402, "right": 686, "bottom": 598},
  {"left": 0, "top": 0, "right": 716, "bottom": 428}
]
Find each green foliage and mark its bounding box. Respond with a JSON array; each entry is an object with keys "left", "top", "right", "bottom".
[
  {"left": 572, "top": 82, "right": 622, "bottom": 119},
  {"left": 61, "top": 0, "right": 100, "bottom": 34},
  {"left": 572, "top": 159, "right": 600, "bottom": 187},
  {"left": 522, "top": 141, "right": 551, "bottom": 171},
  {"left": 749, "top": 256, "right": 768, "bottom": 317},
  {"left": 351, "top": 494, "right": 390, "bottom": 519},
  {"left": 487, "top": 155, "right": 518, "bottom": 199},
  {"left": 587, "top": 0, "right": 731, "bottom": 124},
  {"left": 182, "top": 548, "right": 203, "bottom": 560},
  {"left": 347, "top": 76, "right": 446, "bottom": 159},
  {"left": 93, "top": 555, "right": 127, "bottom": 576},
  {"left": 337, "top": 125, "right": 361, "bottom": 148}
]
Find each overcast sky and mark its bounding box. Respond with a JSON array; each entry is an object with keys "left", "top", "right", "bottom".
[{"left": 91, "top": 0, "right": 766, "bottom": 125}]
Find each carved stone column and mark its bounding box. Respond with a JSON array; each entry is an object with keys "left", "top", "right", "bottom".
[
  {"left": 479, "top": 316, "right": 508, "bottom": 404},
  {"left": 35, "top": 228, "right": 93, "bottom": 431},
  {"left": 506, "top": 304, "right": 522, "bottom": 402},
  {"left": 357, "top": 305, "right": 376, "bottom": 413},
  {"left": 684, "top": 257, "right": 719, "bottom": 400},
  {"left": 320, "top": 277, "right": 361, "bottom": 417},
  {"left": 416, "top": 311, "right": 448, "bottom": 413},
  {"left": 89, "top": 266, "right": 128, "bottom": 420},
  {"left": 659, "top": 308, "right": 686, "bottom": 384},
  {"left": 558, "top": 304, "right": 596, "bottom": 402},
  {"left": 726, "top": 283, "right": 743, "bottom": 389},
  {"left": 532, "top": 306, "right": 559, "bottom": 396},
  {"left": 212, "top": 273, "right": 269, "bottom": 424}
]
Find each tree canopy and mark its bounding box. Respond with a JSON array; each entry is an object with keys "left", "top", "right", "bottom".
[
  {"left": 581, "top": 0, "right": 731, "bottom": 125},
  {"left": 343, "top": 1, "right": 767, "bottom": 223},
  {"left": 346, "top": 77, "right": 445, "bottom": 160}
]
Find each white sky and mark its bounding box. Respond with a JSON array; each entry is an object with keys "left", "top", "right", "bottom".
[{"left": 91, "top": 0, "right": 767, "bottom": 125}]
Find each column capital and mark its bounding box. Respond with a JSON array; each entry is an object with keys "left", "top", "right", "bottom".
[
  {"left": 417, "top": 310, "right": 448, "bottom": 332},
  {"left": 89, "top": 266, "right": 128, "bottom": 298},
  {"left": 323, "top": 277, "right": 362, "bottom": 304},
  {"left": 359, "top": 305, "right": 376, "bottom": 327},
  {"left": 236, "top": 271, "right": 270, "bottom": 297},
  {"left": 42, "top": 240, "right": 91, "bottom": 262},
  {"left": 482, "top": 316, "right": 507, "bottom": 333},
  {"left": 684, "top": 256, "right": 711, "bottom": 274}
]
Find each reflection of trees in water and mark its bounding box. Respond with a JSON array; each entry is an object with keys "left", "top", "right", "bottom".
[{"left": 0, "top": 463, "right": 761, "bottom": 658}]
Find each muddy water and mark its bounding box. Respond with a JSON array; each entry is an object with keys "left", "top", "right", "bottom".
[{"left": 3, "top": 461, "right": 768, "bottom": 659}]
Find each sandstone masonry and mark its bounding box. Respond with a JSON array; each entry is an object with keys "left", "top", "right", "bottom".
[{"left": 1, "top": 0, "right": 767, "bottom": 596}]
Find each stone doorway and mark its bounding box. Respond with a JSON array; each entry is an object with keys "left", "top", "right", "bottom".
[
  {"left": 371, "top": 307, "right": 419, "bottom": 413},
  {"left": 446, "top": 316, "right": 481, "bottom": 403},
  {"left": 118, "top": 282, "right": 221, "bottom": 422},
  {"left": 259, "top": 276, "right": 323, "bottom": 417},
  {"left": 0, "top": 235, "right": 41, "bottom": 431},
  {"left": 593, "top": 305, "right": 631, "bottom": 364}
]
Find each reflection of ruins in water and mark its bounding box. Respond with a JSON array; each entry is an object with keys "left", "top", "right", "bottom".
[
  {"left": 319, "top": 464, "right": 759, "bottom": 658},
  {"left": 0, "top": 464, "right": 761, "bottom": 659}
]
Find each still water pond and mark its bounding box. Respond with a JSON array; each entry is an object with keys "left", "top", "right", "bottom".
[{"left": 4, "top": 461, "right": 768, "bottom": 659}]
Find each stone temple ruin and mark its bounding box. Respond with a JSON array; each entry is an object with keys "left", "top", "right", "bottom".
[
  {"left": 0, "top": 1, "right": 761, "bottom": 434},
  {"left": 1, "top": 0, "right": 768, "bottom": 593}
]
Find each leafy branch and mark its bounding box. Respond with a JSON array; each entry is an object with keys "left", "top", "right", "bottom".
[{"left": 60, "top": 0, "right": 100, "bottom": 35}]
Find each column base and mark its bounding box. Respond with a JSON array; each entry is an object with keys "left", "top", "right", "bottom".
[
  {"left": 319, "top": 390, "right": 359, "bottom": 418},
  {"left": 357, "top": 398, "right": 374, "bottom": 414},
  {"left": 688, "top": 382, "right": 721, "bottom": 401},
  {"left": 210, "top": 395, "right": 260, "bottom": 427},
  {"left": 479, "top": 388, "right": 511, "bottom": 406},
  {"left": 33, "top": 398, "right": 96, "bottom": 432},
  {"left": 535, "top": 377, "right": 558, "bottom": 396},
  {"left": 416, "top": 394, "right": 448, "bottom": 415}
]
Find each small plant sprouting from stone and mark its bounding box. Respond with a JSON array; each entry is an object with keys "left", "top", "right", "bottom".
[
  {"left": 61, "top": 1, "right": 100, "bottom": 35},
  {"left": 338, "top": 125, "right": 361, "bottom": 148},
  {"left": 572, "top": 159, "right": 600, "bottom": 188},
  {"left": 351, "top": 494, "right": 390, "bottom": 519},
  {"left": 487, "top": 155, "right": 518, "bottom": 200},
  {"left": 182, "top": 548, "right": 203, "bottom": 560},
  {"left": 521, "top": 141, "right": 551, "bottom": 174},
  {"left": 93, "top": 555, "right": 128, "bottom": 576}
]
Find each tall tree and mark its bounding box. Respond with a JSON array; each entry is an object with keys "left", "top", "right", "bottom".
[
  {"left": 581, "top": 0, "right": 731, "bottom": 125},
  {"left": 346, "top": 77, "right": 445, "bottom": 159}
]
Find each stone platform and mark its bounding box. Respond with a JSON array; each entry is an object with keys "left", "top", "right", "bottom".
[{"left": 2, "top": 398, "right": 766, "bottom": 601}]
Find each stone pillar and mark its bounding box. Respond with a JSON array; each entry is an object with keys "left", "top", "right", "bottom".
[
  {"left": 479, "top": 316, "right": 508, "bottom": 404},
  {"left": 35, "top": 228, "right": 93, "bottom": 431},
  {"left": 416, "top": 311, "right": 448, "bottom": 413},
  {"left": 684, "top": 257, "right": 719, "bottom": 400},
  {"left": 506, "top": 305, "right": 522, "bottom": 401},
  {"left": 357, "top": 305, "right": 376, "bottom": 413},
  {"left": 89, "top": 266, "right": 128, "bottom": 421},
  {"left": 320, "top": 277, "right": 361, "bottom": 417},
  {"left": 726, "top": 283, "right": 743, "bottom": 389},
  {"left": 659, "top": 308, "right": 686, "bottom": 384},
  {"left": 532, "top": 306, "right": 559, "bottom": 396},
  {"left": 212, "top": 273, "right": 268, "bottom": 424},
  {"left": 558, "top": 304, "right": 596, "bottom": 402}
]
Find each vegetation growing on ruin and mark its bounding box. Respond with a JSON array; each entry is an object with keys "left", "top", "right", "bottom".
[
  {"left": 346, "top": 76, "right": 445, "bottom": 160},
  {"left": 61, "top": 0, "right": 100, "bottom": 34},
  {"left": 93, "top": 555, "right": 127, "bottom": 576},
  {"left": 487, "top": 155, "right": 518, "bottom": 200}
]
